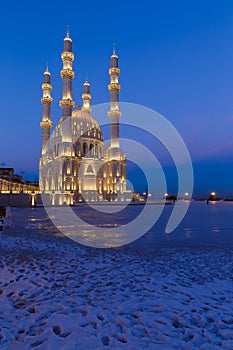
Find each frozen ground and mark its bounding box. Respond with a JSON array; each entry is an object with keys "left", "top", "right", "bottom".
[{"left": 0, "top": 203, "right": 233, "bottom": 349}]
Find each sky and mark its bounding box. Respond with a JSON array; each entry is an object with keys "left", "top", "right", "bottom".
[{"left": 0, "top": 0, "right": 233, "bottom": 197}]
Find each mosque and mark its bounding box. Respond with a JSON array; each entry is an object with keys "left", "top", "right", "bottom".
[{"left": 39, "top": 31, "right": 132, "bottom": 205}]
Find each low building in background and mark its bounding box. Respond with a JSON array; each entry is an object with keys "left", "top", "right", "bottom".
[{"left": 0, "top": 168, "right": 39, "bottom": 194}]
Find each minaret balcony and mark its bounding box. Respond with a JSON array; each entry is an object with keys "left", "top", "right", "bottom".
[
  {"left": 108, "top": 110, "right": 122, "bottom": 117},
  {"left": 109, "top": 67, "right": 120, "bottom": 75},
  {"left": 108, "top": 83, "right": 121, "bottom": 91},
  {"left": 40, "top": 120, "right": 53, "bottom": 128},
  {"left": 61, "top": 51, "right": 74, "bottom": 61},
  {"left": 60, "top": 69, "right": 75, "bottom": 79},
  {"left": 41, "top": 97, "right": 53, "bottom": 104},
  {"left": 82, "top": 93, "right": 91, "bottom": 100},
  {"left": 59, "top": 99, "right": 75, "bottom": 108},
  {"left": 42, "top": 83, "right": 52, "bottom": 90}
]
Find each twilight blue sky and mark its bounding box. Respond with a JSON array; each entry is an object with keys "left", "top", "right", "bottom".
[{"left": 0, "top": 0, "right": 233, "bottom": 197}]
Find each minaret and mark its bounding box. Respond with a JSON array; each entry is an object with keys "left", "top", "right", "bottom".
[
  {"left": 59, "top": 28, "right": 75, "bottom": 120},
  {"left": 59, "top": 28, "right": 75, "bottom": 145},
  {"left": 82, "top": 78, "right": 91, "bottom": 112},
  {"left": 108, "top": 46, "right": 121, "bottom": 150},
  {"left": 40, "top": 64, "right": 53, "bottom": 155}
]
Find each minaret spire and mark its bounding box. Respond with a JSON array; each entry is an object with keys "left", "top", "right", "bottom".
[
  {"left": 66, "top": 24, "right": 70, "bottom": 38},
  {"left": 82, "top": 78, "right": 91, "bottom": 112},
  {"left": 40, "top": 64, "right": 53, "bottom": 155},
  {"left": 108, "top": 46, "right": 121, "bottom": 151}
]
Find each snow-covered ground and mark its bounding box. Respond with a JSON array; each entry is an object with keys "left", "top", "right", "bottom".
[{"left": 0, "top": 203, "right": 233, "bottom": 349}]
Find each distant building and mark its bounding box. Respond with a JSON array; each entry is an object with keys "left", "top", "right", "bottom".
[
  {"left": 0, "top": 168, "right": 39, "bottom": 193},
  {"left": 0, "top": 168, "right": 15, "bottom": 181},
  {"left": 39, "top": 31, "right": 131, "bottom": 205}
]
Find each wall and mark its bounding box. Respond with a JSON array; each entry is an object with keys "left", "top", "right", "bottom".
[{"left": 0, "top": 194, "right": 42, "bottom": 207}]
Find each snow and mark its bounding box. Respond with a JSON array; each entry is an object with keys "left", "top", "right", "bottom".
[{"left": 0, "top": 203, "right": 233, "bottom": 349}]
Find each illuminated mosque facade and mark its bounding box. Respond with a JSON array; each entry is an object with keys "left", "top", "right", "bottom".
[{"left": 39, "top": 31, "right": 131, "bottom": 205}]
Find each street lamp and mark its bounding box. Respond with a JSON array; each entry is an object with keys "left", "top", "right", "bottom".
[
  {"left": 31, "top": 190, "right": 36, "bottom": 207},
  {"left": 207, "top": 191, "right": 217, "bottom": 204}
]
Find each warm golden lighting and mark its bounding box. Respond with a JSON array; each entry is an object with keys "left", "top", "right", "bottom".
[
  {"left": 211, "top": 192, "right": 216, "bottom": 196},
  {"left": 39, "top": 34, "right": 132, "bottom": 206},
  {"left": 31, "top": 193, "right": 35, "bottom": 207}
]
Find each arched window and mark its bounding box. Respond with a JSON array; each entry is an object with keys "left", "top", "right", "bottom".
[
  {"left": 83, "top": 142, "right": 87, "bottom": 155},
  {"left": 75, "top": 142, "right": 81, "bottom": 156},
  {"left": 90, "top": 143, "right": 94, "bottom": 157}
]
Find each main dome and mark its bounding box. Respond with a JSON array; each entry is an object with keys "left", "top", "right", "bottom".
[
  {"left": 72, "top": 108, "right": 100, "bottom": 129},
  {"left": 71, "top": 108, "right": 103, "bottom": 142}
]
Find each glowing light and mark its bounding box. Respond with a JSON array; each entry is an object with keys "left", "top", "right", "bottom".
[
  {"left": 31, "top": 192, "right": 36, "bottom": 207},
  {"left": 211, "top": 192, "right": 216, "bottom": 196}
]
